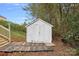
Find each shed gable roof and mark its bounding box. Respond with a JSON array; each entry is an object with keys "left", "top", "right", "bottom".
[{"left": 26, "top": 18, "right": 53, "bottom": 27}]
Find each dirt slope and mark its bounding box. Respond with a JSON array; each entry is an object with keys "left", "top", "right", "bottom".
[{"left": 51, "top": 36, "right": 76, "bottom": 56}]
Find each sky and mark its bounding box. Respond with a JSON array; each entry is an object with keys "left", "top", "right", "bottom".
[{"left": 0, "top": 3, "right": 33, "bottom": 24}]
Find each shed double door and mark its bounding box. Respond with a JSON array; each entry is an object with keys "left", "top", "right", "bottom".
[{"left": 34, "top": 24, "right": 49, "bottom": 43}]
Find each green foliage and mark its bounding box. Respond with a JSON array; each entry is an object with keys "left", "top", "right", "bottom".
[
  {"left": 63, "top": 12, "right": 79, "bottom": 47},
  {"left": 10, "top": 23, "right": 26, "bottom": 32},
  {"left": 63, "top": 31, "right": 79, "bottom": 46},
  {"left": 0, "top": 20, "right": 26, "bottom": 33}
]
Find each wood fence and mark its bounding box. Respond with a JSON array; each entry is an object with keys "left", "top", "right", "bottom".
[{"left": 0, "top": 24, "right": 11, "bottom": 47}]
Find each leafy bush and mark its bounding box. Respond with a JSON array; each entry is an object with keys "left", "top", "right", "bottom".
[{"left": 62, "top": 32, "right": 74, "bottom": 44}]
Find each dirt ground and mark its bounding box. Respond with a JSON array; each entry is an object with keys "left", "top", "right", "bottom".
[{"left": 0, "top": 36, "right": 76, "bottom": 56}]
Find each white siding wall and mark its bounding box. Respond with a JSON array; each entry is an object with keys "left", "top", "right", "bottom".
[{"left": 27, "top": 20, "right": 52, "bottom": 43}]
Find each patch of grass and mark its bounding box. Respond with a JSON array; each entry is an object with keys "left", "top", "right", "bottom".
[{"left": 11, "top": 31, "right": 26, "bottom": 42}]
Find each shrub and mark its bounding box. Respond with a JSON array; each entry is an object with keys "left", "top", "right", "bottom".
[{"left": 63, "top": 31, "right": 79, "bottom": 47}]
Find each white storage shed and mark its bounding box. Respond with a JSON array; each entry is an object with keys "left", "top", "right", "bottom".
[{"left": 26, "top": 18, "right": 53, "bottom": 44}]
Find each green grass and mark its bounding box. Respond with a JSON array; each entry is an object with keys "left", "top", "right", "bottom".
[
  {"left": 11, "top": 31, "right": 26, "bottom": 42},
  {"left": 11, "top": 30, "right": 25, "bottom": 38}
]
